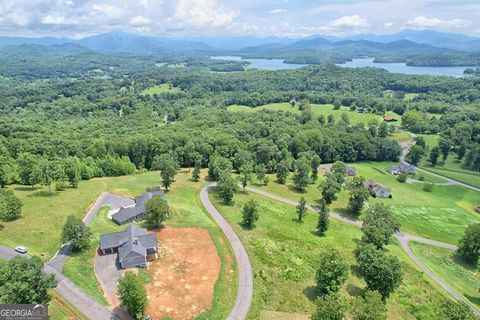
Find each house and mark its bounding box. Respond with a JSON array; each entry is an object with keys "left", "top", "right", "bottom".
[
  {"left": 112, "top": 188, "right": 165, "bottom": 225},
  {"left": 99, "top": 224, "right": 158, "bottom": 269},
  {"left": 475, "top": 207, "right": 480, "bottom": 214},
  {"left": 383, "top": 116, "right": 397, "bottom": 122},
  {"left": 387, "top": 163, "right": 416, "bottom": 175},
  {"left": 330, "top": 164, "right": 357, "bottom": 176},
  {"left": 364, "top": 180, "right": 392, "bottom": 198}
]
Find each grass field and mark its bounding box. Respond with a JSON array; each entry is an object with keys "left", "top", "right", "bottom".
[
  {"left": 210, "top": 190, "right": 446, "bottom": 319},
  {"left": 141, "top": 83, "right": 181, "bottom": 96},
  {"left": 3, "top": 170, "right": 237, "bottom": 319},
  {"left": 251, "top": 161, "right": 480, "bottom": 244},
  {"left": 417, "top": 134, "right": 480, "bottom": 188},
  {"left": 227, "top": 103, "right": 399, "bottom": 125},
  {"left": 410, "top": 242, "right": 480, "bottom": 312},
  {"left": 49, "top": 291, "right": 88, "bottom": 320}
]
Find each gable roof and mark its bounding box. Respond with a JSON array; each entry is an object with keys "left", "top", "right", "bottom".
[
  {"left": 99, "top": 224, "right": 148, "bottom": 250},
  {"left": 112, "top": 189, "right": 165, "bottom": 224},
  {"left": 364, "top": 179, "right": 391, "bottom": 193}
]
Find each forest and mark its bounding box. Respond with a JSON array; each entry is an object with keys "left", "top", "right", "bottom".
[{"left": 0, "top": 50, "right": 479, "bottom": 189}]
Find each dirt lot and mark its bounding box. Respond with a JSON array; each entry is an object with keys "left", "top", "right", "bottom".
[{"left": 146, "top": 227, "right": 221, "bottom": 320}]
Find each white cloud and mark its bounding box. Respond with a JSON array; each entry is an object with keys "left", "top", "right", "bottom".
[
  {"left": 384, "top": 22, "right": 393, "bottom": 28},
  {"left": 130, "top": 15, "right": 150, "bottom": 26},
  {"left": 331, "top": 15, "right": 368, "bottom": 28},
  {"left": 42, "top": 14, "right": 69, "bottom": 25},
  {"left": 407, "top": 16, "right": 470, "bottom": 28},
  {"left": 175, "top": 0, "right": 236, "bottom": 28},
  {"left": 270, "top": 8, "right": 286, "bottom": 14}
]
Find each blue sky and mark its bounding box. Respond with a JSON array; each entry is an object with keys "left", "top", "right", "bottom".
[{"left": 0, "top": 0, "right": 479, "bottom": 38}]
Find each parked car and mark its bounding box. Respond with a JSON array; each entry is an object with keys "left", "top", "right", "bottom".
[{"left": 14, "top": 246, "right": 28, "bottom": 254}]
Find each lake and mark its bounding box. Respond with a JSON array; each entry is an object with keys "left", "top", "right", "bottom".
[
  {"left": 336, "top": 58, "right": 475, "bottom": 77},
  {"left": 210, "top": 56, "right": 307, "bottom": 70}
]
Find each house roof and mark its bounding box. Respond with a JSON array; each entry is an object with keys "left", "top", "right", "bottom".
[
  {"left": 364, "top": 179, "right": 390, "bottom": 193},
  {"left": 99, "top": 224, "right": 150, "bottom": 250},
  {"left": 112, "top": 189, "right": 165, "bottom": 223}
]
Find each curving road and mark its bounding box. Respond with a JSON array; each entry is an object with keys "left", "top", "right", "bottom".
[
  {"left": 200, "top": 184, "right": 253, "bottom": 320},
  {"left": 243, "top": 186, "right": 480, "bottom": 317}
]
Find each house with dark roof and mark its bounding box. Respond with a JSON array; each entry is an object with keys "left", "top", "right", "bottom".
[
  {"left": 99, "top": 224, "right": 158, "bottom": 269},
  {"left": 112, "top": 188, "right": 165, "bottom": 225},
  {"left": 387, "top": 163, "right": 416, "bottom": 175},
  {"left": 364, "top": 179, "right": 392, "bottom": 198},
  {"left": 330, "top": 163, "right": 357, "bottom": 176}
]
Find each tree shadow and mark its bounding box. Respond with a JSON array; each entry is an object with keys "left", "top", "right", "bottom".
[
  {"left": 238, "top": 222, "right": 255, "bottom": 231},
  {"left": 464, "top": 295, "right": 480, "bottom": 307},
  {"left": 303, "top": 286, "right": 318, "bottom": 302},
  {"left": 346, "top": 284, "right": 365, "bottom": 298},
  {"left": 287, "top": 184, "right": 307, "bottom": 194},
  {"left": 451, "top": 253, "right": 478, "bottom": 272},
  {"left": 14, "top": 186, "right": 36, "bottom": 192},
  {"left": 310, "top": 230, "right": 325, "bottom": 237},
  {"left": 350, "top": 264, "right": 363, "bottom": 278},
  {"left": 28, "top": 191, "right": 59, "bottom": 198}
]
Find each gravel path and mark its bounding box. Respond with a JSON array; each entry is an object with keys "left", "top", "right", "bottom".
[
  {"left": 244, "top": 186, "right": 480, "bottom": 317},
  {"left": 200, "top": 184, "right": 253, "bottom": 320}
]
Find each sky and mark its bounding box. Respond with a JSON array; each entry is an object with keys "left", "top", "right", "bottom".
[{"left": 0, "top": 0, "right": 479, "bottom": 39}]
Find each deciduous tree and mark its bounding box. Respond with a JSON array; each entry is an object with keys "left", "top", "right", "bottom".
[
  {"left": 293, "top": 157, "right": 310, "bottom": 191},
  {"left": 61, "top": 215, "right": 92, "bottom": 252},
  {"left": 352, "top": 290, "right": 387, "bottom": 320},
  {"left": 241, "top": 199, "right": 259, "bottom": 229},
  {"left": 217, "top": 172, "right": 238, "bottom": 203},
  {"left": 319, "top": 172, "right": 341, "bottom": 205},
  {"left": 317, "top": 199, "right": 329, "bottom": 235},
  {"left": 312, "top": 293, "right": 346, "bottom": 320},
  {"left": 316, "top": 249, "right": 349, "bottom": 295},
  {"left": 457, "top": 223, "right": 480, "bottom": 265},
  {"left": 118, "top": 271, "right": 147, "bottom": 319},
  {"left": 346, "top": 176, "right": 369, "bottom": 215},
  {"left": 276, "top": 160, "right": 290, "bottom": 184},
  {"left": 296, "top": 197, "right": 307, "bottom": 223},
  {"left": 145, "top": 195, "right": 169, "bottom": 228},
  {"left": 361, "top": 204, "right": 400, "bottom": 249},
  {"left": 0, "top": 189, "right": 22, "bottom": 221}
]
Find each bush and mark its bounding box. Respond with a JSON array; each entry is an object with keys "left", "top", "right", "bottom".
[
  {"left": 397, "top": 173, "right": 407, "bottom": 183},
  {"left": 423, "top": 183, "right": 434, "bottom": 192},
  {"left": 418, "top": 175, "right": 425, "bottom": 181},
  {"left": 55, "top": 181, "right": 67, "bottom": 191}
]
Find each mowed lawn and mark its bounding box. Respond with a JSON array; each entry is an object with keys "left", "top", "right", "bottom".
[
  {"left": 417, "top": 133, "right": 480, "bottom": 188},
  {"left": 410, "top": 242, "right": 480, "bottom": 312},
  {"left": 141, "top": 83, "right": 181, "bottom": 96},
  {"left": 252, "top": 161, "right": 480, "bottom": 244},
  {"left": 210, "top": 191, "right": 446, "bottom": 319},
  {"left": 227, "top": 103, "right": 399, "bottom": 125},
  {"left": 64, "top": 169, "right": 238, "bottom": 319}
]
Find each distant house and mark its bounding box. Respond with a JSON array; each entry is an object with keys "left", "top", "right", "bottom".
[
  {"left": 383, "top": 116, "right": 397, "bottom": 122},
  {"left": 387, "top": 163, "right": 416, "bottom": 175},
  {"left": 112, "top": 188, "right": 165, "bottom": 225},
  {"left": 99, "top": 224, "right": 158, "bottom": 269},
  {"left": 475, "top": 207, "right": 480, "bottom": 214},
  {"left": 364, "top": 180, "right": 392, "bottom": 198},
  {"left": 330, "top": 164, "right": 357, "bottom": 176}
]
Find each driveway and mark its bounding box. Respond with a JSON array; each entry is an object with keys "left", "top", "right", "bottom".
[{"left": 94, "top": 249, "right": 124, "bottom": 306}]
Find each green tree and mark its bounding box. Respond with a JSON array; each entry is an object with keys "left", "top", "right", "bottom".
[
  {"left": 17, "top": 153, "right": 40, "bottom": 189},
  {"left": 439, "top": 138, "right": 450, "bottom": 161},
  {"left": 63, "top": 157, "right": 81, "bottom": 188},
  {"left": 396, "top": 172, "right": 408, "bottom": 183},
  {"left": 61, "top": 215, "right": 92, "bottom": 252},
  {"left": 317, "top": 199, "right": 330, "bottom": 236},
  {"left": 118, "top": 271, "right": 147, "bottom": 319},
  {"left": 327, "top": 114, "right": 335, "bottom": 124},
  {"left": 414, "top": 136, "right": 426, "bottom": 149},
  {"left": 191, "top": 161, "right": 201, "bottom": 182},
  {"left": 406, "top": 145, "right": 424, "bottom": 166},
  {"left": 361, "top": 204, "right": 400, "bottom": 249},
  {"left": 38, "top": 158, "right": 55, "bottom": 192},
  {"left": 145, "top": 195, "right": 169, "bottom": 228},
  {"left": 208, "top": 155, "right": 232, "bottom": 180},
  {"left": 378, "top": 122, "right": 389, "bottom": 138},
  {"left": 0, "top": 256, "right": 56, "bottom": 304},
  {"left": 293, "top": 157, "right": 311, "bottom": 191},
  {"left": 239, "top": 163, "right": 253, "bottom": 191},
  {"left": 355, "top": 243, "right": 403, "bottom": 300},
  {"left": 352, "top": 290, "right": 387, "bottom": 320},
  {"left": 316, "top": 249, "right": 349, "bottom": 295},
  {"left": 217, "top": 172, "right": 238, "bottom": 203},
  {"left": 153, "top": 154, "right": 178, "bottom": 191},
  {"left": 311, "top": 155, "right": 321, "bottom": 182},
  {"left": 0, "top": 189, "right": 22, "bottom": 221},
  {"left": 430, "top": 146, "right": 440, "bottom": 167},
  {"left": 346, "top": 176, "right": 369, "bottom": 215},
  {"left": 311, "top": 293, "right": 346, "bottom": 320},
  {"left": 241, "top": 199, "right": 259, "bottom": 229},
  {"left": 255, "top": 164, "right": 267, "bottom": 184},
  {"left": 331, "top": 161, "right": 347, "bottom": 184},
  {"left": 276, "top": 160, "right": 290, "bottom": 184},
  {"left": 319, "top": 172, "right": 341, "bottom": 205},
  {"left": 439, "top": 299, "right": 475, "bottom": 320},
  {"left": 457, "top": 223, "right": 480, "bottom": 265},
  {"left": 318, "top": 115, "right": 326, "bottom": 125},
  {"left": 296, "top": 197, "right": 307, "bottom": 223}
]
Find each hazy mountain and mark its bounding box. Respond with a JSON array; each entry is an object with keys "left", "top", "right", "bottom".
[
  {"left": 0, "top": 36, "right": 72, "bottom": 47},
  {"left": 184, "top": 36, "right": 297, "bottom": 50}
]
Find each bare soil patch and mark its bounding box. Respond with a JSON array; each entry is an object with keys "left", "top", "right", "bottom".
[{"left": 146, "top": 227, "right": 221, "bottom": 320}]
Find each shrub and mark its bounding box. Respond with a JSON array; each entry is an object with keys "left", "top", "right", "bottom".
[
  {"left": 397, "top": 173, "right": 407, "bottom": 183},
  {"left": 55, "top": 181, "right": 67, "bottom": 191},
  {"left": 418, "top": 175, "right": 425, "bottom": 181},
  {"left": 423, "top": 183, "right": 434, "bottom": 192}
]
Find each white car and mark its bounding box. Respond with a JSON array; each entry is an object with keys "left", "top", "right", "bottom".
[{"left": 14, "top": 246, "right": 28, "bottom": 254}]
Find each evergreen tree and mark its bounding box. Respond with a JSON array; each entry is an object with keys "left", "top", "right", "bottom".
[
  {"left": 317, "top": 199, "right": 329, "bottom": 235},
  {"left": 296, "top": 197, "right": 307, "bottom": 223}
]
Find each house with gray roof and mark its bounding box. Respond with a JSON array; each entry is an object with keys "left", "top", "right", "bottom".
[
  {"left": 99, "top": 224, "right": 158, "bottom": 269},
  {"left": 364, "top": 179, "right": 392, "bottom": 198},
  {"left": 330, "top": 163, "right": 357, "bottom": 176},
  {"left": 387, "top": 162, "right": 416, "bottom": 175},
  {"left": 112, "top": 187, "right": 165, "bottom": 225}
]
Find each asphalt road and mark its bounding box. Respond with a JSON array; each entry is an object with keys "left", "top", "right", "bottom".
[
  {"left": 200, "top": 184, "right": 253, "bottom": 320},
  {"left": 244, "top": 186, "right": 480, "bottom": 317},
  {"left": 0, "top": 245, "right": 114, "bottom": 320}
]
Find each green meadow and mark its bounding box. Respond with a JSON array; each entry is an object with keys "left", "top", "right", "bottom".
[{"left": 141, "top": 83, "right": 181, "bottom": 95}]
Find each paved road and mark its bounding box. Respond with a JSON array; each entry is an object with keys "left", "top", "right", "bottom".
[
  {"left": 48, "top": 192, "right": 134, "bottom": 273},
  {"left": 0, "top": 245, "right": 114, "bottom": 320},
  {"left": 244, "top": 186, "right": 480, "bottom": 317},
  {"left": 200, "top": 184, "right": 253, "bottom": 320}
]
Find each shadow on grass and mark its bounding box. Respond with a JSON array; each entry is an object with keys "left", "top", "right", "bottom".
[
  {"left": 14, "top": 186, "right": 36, "bottom": 192},
  {"left": 303, "top": 286, "right": 318, "bottom": 302},
  {"left": 346, "top": 284, "right": 365, "bottom": 298},
  {"left": 451, "top": 253, "right": 478, "bottom": 272},
  {"left": 350, "top": 264, "right": 363, "bottom": 278},
  {"left": 465, "top": 294, "right": 480, "bottom": 308},
  {"left": 287, "top": 184, "right": 307, "bottom": 194},
  {"left": 28, "top": 191, "right": 59, "bottom": 198}
]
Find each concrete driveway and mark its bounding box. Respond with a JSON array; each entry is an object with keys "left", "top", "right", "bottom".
[{"left": 94, "top": 248, "right": 124, "bottom": 307}]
